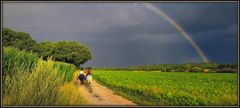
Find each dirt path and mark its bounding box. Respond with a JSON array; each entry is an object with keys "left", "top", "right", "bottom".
[{"left": 78, "top": 80, "right": 137, "bottom": 106}]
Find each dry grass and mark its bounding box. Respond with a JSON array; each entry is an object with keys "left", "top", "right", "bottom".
[
  {"left": 55, "top": 70, "right": 89, "bottom": 105},
  {"left": 56, "top": 82, "right": 88, "bottom": 105}
]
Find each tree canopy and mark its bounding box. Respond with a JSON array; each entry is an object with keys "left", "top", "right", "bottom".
[
  {"left": 3, "top": 28, "right": 92, "bottom": 66},
  {"left": 37, "top": 41, "right": 92, "bottom": 66},
  {"left": 3, "top": 28, "right": 38, "bottom": 52}
]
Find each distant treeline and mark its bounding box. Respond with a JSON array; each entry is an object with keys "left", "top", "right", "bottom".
[{"left": 94, "top": 63, "right": 238, "bottom": 73}]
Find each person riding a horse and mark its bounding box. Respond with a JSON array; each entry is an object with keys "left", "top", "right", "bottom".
[
  {"left": 86, "top": 67, "right": 93, "bottom": 84},
  {"left": 86, "top": 67, "right": 92, "bottom": 77},
  {"left": 77, "top": 68, "right": 85, "bottom": 85}
]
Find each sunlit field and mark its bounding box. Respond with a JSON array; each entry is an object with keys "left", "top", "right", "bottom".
[{"left": 93, "top": 70, "right": 238, "bottom": 106}]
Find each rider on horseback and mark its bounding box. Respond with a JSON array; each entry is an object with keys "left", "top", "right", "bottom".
[
  {"left": 77, "top": 67, "right": 85, "bottom": 85},
  {"left": 86, "top": 67, "right": 92, "bottom": 77},
  {"left": 86, "top": 67, "right": 93, "bottom": 83}
]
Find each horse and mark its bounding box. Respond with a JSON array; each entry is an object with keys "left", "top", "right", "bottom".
[
  {"left": 85, "top": 74, "right": 93, "bottom": 85},
  {"left": 77, "top": 74, "right": 85, "bottom": 85}
]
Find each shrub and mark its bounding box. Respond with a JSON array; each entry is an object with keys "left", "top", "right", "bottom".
[{"left": 190, "top": 67, "right": 202, "bottom": 72}]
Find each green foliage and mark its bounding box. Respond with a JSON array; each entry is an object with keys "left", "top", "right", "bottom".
[
  {"left": 3, "top": 28, "right": 38, "bottom": 52},
  {"left": 3, "top": 47, "right": 38, "bottom": 76},
  {"left": 96, "top": 63, "right": 237, "bottom": 73},
  {"left": 3, "top": 59, "right": 64, "bottom": 105},
  {"left": 79, "top": 67, "right": 84, "bottom": 70},
  {"left": 3, "top": 27, "right": 92, "bottom": 66},
  {"left": 36, "top": 41, "right": 54, "bottom": 60},
  {"left": 190, "top": 67, "right": 202, "bottom": 72},
  {"left": 36, "top": 41, "right": 92, "bottom": 66},
  {"left": 3, "top": 47, "right": 76, "bottom": 83},
  {"left": 128, "top": 63, "right": 220, "bottom": 72},
  {"left": 216, "top": 64, "right": 238, "bottom": 73},
  {"left": 54, "top": 61, "right": 76, "bottom": 82},
  {"left": 93, "top": 70, "right": 237, "bottom": 106},
  {"left": 3, "top": 47, "right": 39, "bottom": 94},
  {"left": 3, "top": 47, "right": 87, "bottom": 105},
  {"left": 86, "top": 67, "right": 92, "bottom": 70}
]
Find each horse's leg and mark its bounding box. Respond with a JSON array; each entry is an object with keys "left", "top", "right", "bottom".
[
  {"left": 81, "top": 79, "right": 83, "bottom": 84},
  {"left": 78, "top": 80, "right": 81, "bottom": 85}
]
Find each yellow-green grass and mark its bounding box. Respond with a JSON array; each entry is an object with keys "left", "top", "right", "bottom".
[
  {"left": 3, "top": 47, "right": 39, "bottom": 95},
  {"left": 3, "top": 47, "right": 76, "bottom": 83},
  {"left": 93, "top": 70, "right": 238, "bottom": 106},
  {"left": 54, "top": 61, "right": 76, "bottom": 82},
  {"left": 3, "top": 47, "right": 38, "bottom": 76},
  {"left": 55, "top": 70, "right": 89, "bottom": 105},
  {"left": 3, "top": 59, "right": 64, "bottom": 105},
  {"left": 3, "top": 47, "right": 87, "bottom": 106}
]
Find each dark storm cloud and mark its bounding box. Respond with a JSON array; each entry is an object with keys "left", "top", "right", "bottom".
[
  {"left": 3, "top": 2, "right": 238, "bottom": 67},
  {"left": 155, "top": 3, "right": 238, "bottom": 33},
  {"left": 190, "top": 24, "right": 238, "bottom": 63}
]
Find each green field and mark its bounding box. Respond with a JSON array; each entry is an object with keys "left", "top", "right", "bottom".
[{"left": 93, "top": 70, "right": 238, "bottom": 106}]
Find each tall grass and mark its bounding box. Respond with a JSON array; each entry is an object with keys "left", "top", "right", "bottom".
[
  {"left": 3, "top": 47, "right": 38, "bottom": 94},
  {"left": 3, "top": 47, "right": 87, "bottom": 106},
  {"left": 54, "top": 61, "right": 76, "bottom": 82},
  {"left": 3, "top": 47, "right": 76, "bottom": 82},
  {"left": 3, "top": 58, "right": 64, "bottom": 105},
  {"left": 55, "top": 70, "right": 88, "bottom": 105},
  {"left": 3, "top": 47, "right": 38, "bottom": 76}
]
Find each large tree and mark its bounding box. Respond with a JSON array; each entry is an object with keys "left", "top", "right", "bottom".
[
  {"left": 37, "top": 41, "right": 92, "bottom": 66},
  {"left": 3, "top": 28, "right": 92, "bottom": 66},
  {"left": 2, "top": 28, "right": 38, "bottom": 52}
]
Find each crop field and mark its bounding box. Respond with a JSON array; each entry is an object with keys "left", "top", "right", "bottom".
[{"left": 93, "top": 70, "right": 238, "bottom": 106}]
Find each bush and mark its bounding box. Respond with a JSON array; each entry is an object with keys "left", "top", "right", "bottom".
[
  {"left": 217, "top": 68, "right": 237, "bottom": 73},
  {"left": 37, "top": 41, "right": 92, "bottom": 66},
  {"left": 3, "top": 28, "right": 38, "bottom": 52},
  {"left": 190, "top": 67, "right": 202, "bottom": 72}
]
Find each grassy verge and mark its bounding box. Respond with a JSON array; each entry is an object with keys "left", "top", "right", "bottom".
[
  {"left": 3, "top": 59, "right": 64, "bottom": 105},
  {"left": 55, "top": 70, "right": 89, "bottom": 105},
  {"left": 3, "top": 47, "right": 88, "bottom": 106}
]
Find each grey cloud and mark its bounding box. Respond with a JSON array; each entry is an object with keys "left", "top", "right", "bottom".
[
  {"left": 3, "top": 2, "right": 237, "bottom": 67},
  {"left": 3, "top": 3, "right": 157, "bottom": 40},
  {"left": 80, "top": 31, "right": 201, "bottom": 67},
  {"left": 154, "top": 3, "right": 238, "bottom": 33}
]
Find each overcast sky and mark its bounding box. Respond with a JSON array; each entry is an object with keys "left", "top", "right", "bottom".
[{"left": 3, "top": 2, "right": 238, "bottom": 67}]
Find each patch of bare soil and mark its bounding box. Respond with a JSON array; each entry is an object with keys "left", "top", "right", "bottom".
[{"left": 78, "top": 80, "right": 136, "bottom": 106}]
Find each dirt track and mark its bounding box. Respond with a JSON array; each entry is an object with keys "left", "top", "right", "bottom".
[{"left": 78, "top": 80, "right": 137, "bottom": 106}]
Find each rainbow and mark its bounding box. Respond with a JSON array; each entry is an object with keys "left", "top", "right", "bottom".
[{"left": 143, "top": 3, "right": 209, "bottom": 63}]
